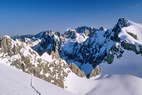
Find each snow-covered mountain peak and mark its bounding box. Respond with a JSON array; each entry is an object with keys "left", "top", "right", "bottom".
[
  {"left": 8, "top": 18, "right": 142, "bottom": 78},
  {"left": 0, "top": 36, "right": 71, "bottom": 88},
  {"left": 116, "top": 18, "right": 131, "bottom": 28},
  {"left": 0, "top": 18, "right": 142, "bottom": 95},
  {"left": 120, "top": 20, "right": 142, "bottom": 42}
]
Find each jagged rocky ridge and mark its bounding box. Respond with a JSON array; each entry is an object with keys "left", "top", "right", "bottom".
[
  {"left": 1, "top": 18, "right": 142, "bottom": 80},
  {"left": 61, "top": 18, "right": 142, "bottom": 76},
  {"left": 0, "top": 36, "right": 69, "bottom": 88}
]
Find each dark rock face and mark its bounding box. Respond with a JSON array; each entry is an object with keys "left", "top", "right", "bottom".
[
  {"left": 89, "top": 66, "right": 101, "bottom": 78},
  {"left": 60, "top": 19, "right": 134, "bottom": 75},
  {"left": 61, "top": 29, "right": 116, "bottom": 70},
  {"left": 0, "top": 38, "right": 2, "bottom": 48},
  {"left": 121, "top": 41, "right": 142, "bottom": 54},
  {"left": 112, "top": 18, "right": 131, "bottom": 42},
  {"left": 64, "top": 29, "right": 77, "bottom": 39},
  {"left": 117, "top": 18, "right": 131, "bottom": 28},
  {"left": 33, "top": 31, "right": 61, "bottom": 55},
  {"left": 69, "top": 64, "right": 85, "bottom": 77},
  {"left": 1, "top": 36, "right": 22, "bottom": 56},
  {"left": 76, "top": 26, "right": 94, "bottom": 36},
  {"left": 63, "top": 26, "right": 94, "bottom": 39}
]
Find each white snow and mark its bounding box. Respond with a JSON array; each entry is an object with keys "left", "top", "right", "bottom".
[
  {"left": 87, "top": 75, "right": 142, "bottom": 95},
  {"left": 101, "top": 49, "right": 142, "bottom": 78},
  {"left": 10, "top": 54, "right": 21, "bottom": 62},
  {"left": 41, "top": 52, "right": 54, "bottom": 62},
  {"left": 64, "top": 50, "right": 142, "bottom": 95},
  {"left": 65, "top": 72, "right": 96, "bottom": 95},
  {"left": 65, "top": 66, "right": 142, "bottom": 95},
  {"left": 20, "top": 47, "right": 31, "bottom": 57},
  {"left": 119, "top": 21, "right": 142, "bottom": 45},
  {"left": 76, "top": 33, "right": 88, "bottom": 43},
  {"left": 127, "top": 21, "right": 142, "bottom": 41},
  {"left": 0, "top": 63, "right": 75, "bottom": 95}
]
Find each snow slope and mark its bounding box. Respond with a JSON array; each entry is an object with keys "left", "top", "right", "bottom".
[
  {"left": 0, "top": 63, "right": 75, "bottom": 95},
  {"left": 65, "top": 72, "right": 96, "bottom": 95},
  {"left": 100, "top": 50, "right": 142, "bottom": 77},
  {"left": 65, "top": 70, "right": 142, "bottom": 95},
  {"left": 87, "top": 75, "right": 142, "bottom": 95},
  {"left": 119, "top": 20, "right": 142, "bottom": 47},
  {"left": 121, "top": 20, "right": 142, "bottom": 41}
]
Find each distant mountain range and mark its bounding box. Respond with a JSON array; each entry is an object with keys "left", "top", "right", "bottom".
[{"left": 0, "top": 18, "right": 142, "bottom": 95}]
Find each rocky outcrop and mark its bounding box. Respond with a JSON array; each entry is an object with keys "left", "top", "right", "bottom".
[
  {"left": 0, "top": 36, "right": 69, "bottom": 88},
  {"left": 60, "top": 18, "right": 142, "bottom": 76},
  {"left": 69, "top": 64, "right": 85, "bottom": 77},
  {"left": 89, "top": 66, "right": 101, "bottom": 78},
  {"left": 0, "top": 36, "right": 22, "bottom": 56},
  {"left": 61, "top": 27, "right": 116, "bottom": 69},
  {"left": 64, "top": 29, "right": 77, "bottom": 39},
  {"left": 32, "top": 31, "right": 61, "bottom": 55}
]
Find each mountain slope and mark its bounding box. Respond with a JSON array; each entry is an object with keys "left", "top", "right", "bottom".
[
  {"left": 10, "top": 18, "right": 142, "bottom": 77},
  {"left": 61, "top": 18, "right": 142, "bottom": 75},
  {"left": 0, "top": 35, "right": 69, "bottom": 88},
  {"left": 0, "top": 18, "right": 142, "bottom": 95},
  {"left": 64, "top": 70, "right": 142, "bottom": 95},
  {"left": 100, "top": 50, "right": 142, "bottom": 77},
  {"left": 87, "top": 75, "right": 142, "bottom": 95},
  {"left": 0, "top": 63, "right": 75, "bottom": 95}
]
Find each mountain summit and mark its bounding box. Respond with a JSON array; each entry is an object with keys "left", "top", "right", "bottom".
[{"left": 5, "top": 18, "right": 141, "bottom": 77}]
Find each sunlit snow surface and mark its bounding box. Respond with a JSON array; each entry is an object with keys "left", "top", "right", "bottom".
[{"left": 0, "top": 63, "right": 75, "bottom": 95}]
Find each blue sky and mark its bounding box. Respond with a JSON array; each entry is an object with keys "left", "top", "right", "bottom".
[{"left": 0, "top": 0, "right": 142, "bottom": 36}]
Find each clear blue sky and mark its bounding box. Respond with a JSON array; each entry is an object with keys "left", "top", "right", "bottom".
[{"left": 0, "top": 0, "right": 142, "bottom": 36}]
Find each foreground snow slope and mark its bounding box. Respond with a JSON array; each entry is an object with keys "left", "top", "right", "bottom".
[
  {"left": 1, "top": 61, "right": 141, "bottom": 95},
  {"left": 101, "top": 48, "right": 142, "bottom": 78},
  {"left": 65, "top": 50, "right": 142, "bottom": 95},
  {"left": 65, "top": 72, "right": 96, "bottom": 95},
  {"left": 87, "top": 75, "right": 142, "bottom": 95},
  {"left": 0, "top": 63, "right": 75, "bottom": 95},
  {"left": 65, "top": 71, "right": 142, "bottom": 95}
]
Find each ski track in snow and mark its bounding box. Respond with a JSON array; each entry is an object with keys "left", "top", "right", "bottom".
[{"left": 0, "top": 63, "right": 75, "bottom": 95}]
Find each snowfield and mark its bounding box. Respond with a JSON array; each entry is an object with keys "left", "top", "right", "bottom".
[
  {"left": 65, "top": 58, "right": 142, "bottom": 95},
  {"left": 100, "top": 50, "right": 142, "bottom": 77},
  {"left": 87, "top": 75, "right": 142, "bottom": 95},
  {"left": 0, "top": 63, "right": 75, "bottom": 95},
  {"left": 1, "top": 61, "right": 142, "bottom": 95}
]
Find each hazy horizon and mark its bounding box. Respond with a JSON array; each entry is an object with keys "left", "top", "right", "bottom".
[{"left": 0, "top": 0, "right": 142, "bottom": 36}]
